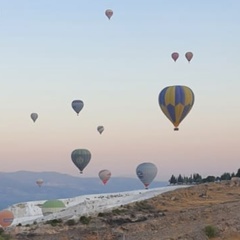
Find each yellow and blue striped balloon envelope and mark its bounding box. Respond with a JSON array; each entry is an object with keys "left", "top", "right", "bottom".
[{"left": 158, "top": 85, "right": 194, "bottom": 131}]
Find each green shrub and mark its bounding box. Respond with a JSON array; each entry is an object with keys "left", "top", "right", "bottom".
[
  {"left": 112, "top": 208, "right": 126, "bottom": 215},
  {"left": 134, "top": 201, "right": 154, "bottom": 211},
  {"left": 79, "top": 216, "right": 91, "bottom": 225},
  {"left": 46, "top": 219, "right": 62, "bottom": 227},
  {"left": 0, "top": 232, "right": 12, "bottom": 240},
  {"left": 66, "top": 219, "right": 76, "bottom": 226},
  {"left": 98, "top": 212, "right": 105, "bottom": 217},
  {"left": 204, "top": 225, "right": 218, "bottom": 238}
]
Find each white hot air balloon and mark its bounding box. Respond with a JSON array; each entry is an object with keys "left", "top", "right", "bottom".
[
  {"left": 99, "top": 169, "right": 111, "bottom": 185},
  {"left": 30, "top": 113, "right": 38, "bottom": 123},
  {"left": 136, "top": 162, "right": 158, "bottom": 189}
]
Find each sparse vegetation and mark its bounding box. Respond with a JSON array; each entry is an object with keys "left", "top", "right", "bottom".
[
  {"left": 97, "top": 212, "right": 106, "bottom": 217},
  {"left": 45, "top": 219, "right": 62, "bottom": 227},
  {"left": 66, "top": 219, "right": 76, "bottom": 226},
  {"left": 204, "top": 225, "right": 218, "bottom": 238},
  {"left": 112, "top": 208, "right": 126, "bottom": 215},
  {"left": 0, "top": 228, "right": 12, "bottom": 240},
  {"left": 79, "top": 216, "right": 91, "bottom": 225},
  {"left": 134, "top": 201, "right": 154, "bottom": 211}
]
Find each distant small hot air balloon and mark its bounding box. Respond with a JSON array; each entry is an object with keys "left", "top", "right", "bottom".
[
  {"left": 36, "top": 178, "right": 44, "bottom": 187},
  {"left": 158, "top": 85, "right": 195, "bottom": 131},
  {"left": 71, "top": 100, "right": 84, "bottom": 116},
  {"left": 0, "top": 210, "right": 14, "bottom": 228},
  {"left": 185, "top": 52, "right": 193, "bottom": 62},
  {"left": 71, "top": 149, "right": 91, "bottom": 174},
  {"left": 99, "top": 169, "right": 111, "bottom": 185},
  {"left": 171, "top": 52, "right": 179, "bottom": 62},
  {"left": 30, "top": 113, "right": 38, "bottom": 123},
  {"left": 136, "top": 162, "right": 158, "bottom": 189},
  {"left": 97, "top": 126, "right": 104, "bottom": 134},
  {"left": 105, "top": 9, "right": 113, "bottom": 20}
]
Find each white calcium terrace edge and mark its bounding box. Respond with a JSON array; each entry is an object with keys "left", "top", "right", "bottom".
[{"left": 7, "top": 185, "right": 189, "bottom": 227}]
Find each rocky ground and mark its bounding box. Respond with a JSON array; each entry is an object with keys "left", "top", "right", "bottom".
[{"left": 5, "top": 181, "right": 240, "bottom": 240}]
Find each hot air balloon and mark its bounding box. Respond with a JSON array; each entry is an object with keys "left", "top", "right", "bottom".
[
  {"left": 158, "top": 85, "right": 194, "bottom": 131},
  {"left": 71, "top": 149, "right": 91, "bottom": 174},
  {"left": 97, "top": 126, "right": 104, "bottom": 134},
  {"left": 71, "top": 100, "right": 84, "bottom": 116},
  {"left": 36, "top": 178, "right": 44, "bottom": 187},
  {"left": 185, "top": 52, "right": 193, "bottom": 62},
  {"left": 136, "top": 162, "right": 157, "bottom": 189},
  {"left": 30, "top": 113, "right": 38, "bottom": 122},
  {"left": 0, "top": 210, "right": 14, "bottom": 228},
  {"left": 105, "top": 9, "right": 113, "bottom": 20},
  {"left": 171, "top": 52, "right": 179, "bottom": 62},
  {"left": 41, "top": 200, "right": 65, "bottom": 216},
  {"left": 99, "top": 169, "right": 111, "bottom": 185}
]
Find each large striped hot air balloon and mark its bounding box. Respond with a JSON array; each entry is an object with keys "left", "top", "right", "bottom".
[{"left": 158, "top": 85, "right": 194, "bottom": 131}]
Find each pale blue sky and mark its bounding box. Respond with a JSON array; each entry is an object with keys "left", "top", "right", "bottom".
[{"left": 0, "top": 1, "right": 240, "bottom": 181}]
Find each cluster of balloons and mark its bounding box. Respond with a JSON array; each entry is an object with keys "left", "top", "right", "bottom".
[
  {"left": 30, "top": 99, "right": 105, "bottom": 135},
  {"left": 171, "top": 52, "right": 193, "bottom": 62}
]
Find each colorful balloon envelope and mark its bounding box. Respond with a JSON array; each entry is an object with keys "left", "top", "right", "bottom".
[
  {"left": 158, "top": 85, "right": 194, "bottom": 131},
  {"left": 71, "top": 149, "right": 91, "bottom": 174},
  {"left": 30, "top": 113, "right": 38, "bottom": 122},
  {"left": 99, "top": 169, "right": 111, "bottom": 185},
  {"left": 105, "top": 9, "right": 113, "bottom": 20},
  {"left": 36, "top": 178, "right": 44, "bottom": 187},
  {"left": 171, "top": 52, "right": 179, "bottom": 62},
  {"left": 97, "top": 126, "right": 104, "bottom": 134},
  {"left": 136, "top": 162, "right": 158, "bottom": 189},
  {"left": 185, "top": 52, "right": 193, "bottom": 62},
  {"left": 0, "top": 210, "right": 14, "bottom": 228},
  {"left": 71, "top": 100, "right": 84, "bottom": 116}
]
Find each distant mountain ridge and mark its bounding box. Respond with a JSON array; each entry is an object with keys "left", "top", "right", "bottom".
[{"left": 0, "top": 171, "right": 167, "bottom": 210}]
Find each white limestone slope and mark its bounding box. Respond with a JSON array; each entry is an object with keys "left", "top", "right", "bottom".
[{"left": 7, "top": 185, "right": 188, "bottom": 226}]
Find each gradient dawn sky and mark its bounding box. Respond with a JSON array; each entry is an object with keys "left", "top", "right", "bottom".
[{"left": 1, "top": 1, "right": 240, "bottom": 181}]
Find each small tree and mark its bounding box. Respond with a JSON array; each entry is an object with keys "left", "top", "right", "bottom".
[
  {"left": 188, "top": 174, "right": 193, "bottom": 184},
  {"left": 193, "top": 173, "right": 202, "bottom": 183},
  {"left": 169, "top": 175, "right": 177, "bottom": 185},
  {"left": 235, "top": 168, "right": 240, "bottom": 177},
  {"left": 205, "top": 176, "right": 215, "bottom": 182},
  {"left": 220, "top": 172, "right": 231, "bottom": 180},
  {"left": 177, "top": 174, "right": 183, "bottom": 184}
]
